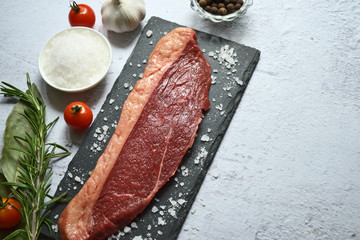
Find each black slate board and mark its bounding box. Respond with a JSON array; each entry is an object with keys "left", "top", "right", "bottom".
[{"left": 43, "top": 16, "right": 260, "bottom": 240}]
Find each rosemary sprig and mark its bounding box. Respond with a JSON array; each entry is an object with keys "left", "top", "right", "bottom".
[{"left": 0, "top": 73, "right": 70, "bottom": 240}]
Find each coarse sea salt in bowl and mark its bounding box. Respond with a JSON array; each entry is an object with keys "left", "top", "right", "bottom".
[{"left": 39, "top": 27, "right": 112, "bottom": 93}]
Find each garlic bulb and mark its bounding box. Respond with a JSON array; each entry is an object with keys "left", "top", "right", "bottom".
[{"left": 101, "top": 0, "right": 146, "bottom": 33}]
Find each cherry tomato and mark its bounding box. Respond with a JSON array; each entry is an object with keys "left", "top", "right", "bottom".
[
  {"left": 64, "top": 101, "right": 93, "bottom": 130},
  {"left": 68, "top": 1, "right": 96, "bottom": 28},
  {"left": 0, "top": 198, "right": 21, "bottom": 229}
]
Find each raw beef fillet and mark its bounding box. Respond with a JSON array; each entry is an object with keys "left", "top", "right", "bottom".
[{"left": 58, "top": 27, "right": 212, "bottom": 240}]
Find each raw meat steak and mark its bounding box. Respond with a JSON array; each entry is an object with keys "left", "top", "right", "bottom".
[{"left": 58, "top": 27, "right": 212, "bottom": 240}]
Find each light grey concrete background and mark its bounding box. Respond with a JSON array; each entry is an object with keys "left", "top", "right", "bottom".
[{"left": 1, "top": 0, "right": 359, "bottom": 239}]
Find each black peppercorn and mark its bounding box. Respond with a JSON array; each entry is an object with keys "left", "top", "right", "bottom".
[
  {"left": 199, "top": 0, "right": 208, "bottom": 8},
  {"left": 205, "top": 5, "right": 212, "bottom": 12},
  {"left": 210, "top": 6, "right": 218, "bottom": 14},
  {"left": 197, "top": 0, "right": 244, "bottom": 16},
  {"left": 218, "top": 7, "right": 227, "bottom": 15}
]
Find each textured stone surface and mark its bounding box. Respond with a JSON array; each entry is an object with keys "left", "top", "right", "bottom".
[{"left": 1, "top": 0, "right": 360, "bottom": 239}]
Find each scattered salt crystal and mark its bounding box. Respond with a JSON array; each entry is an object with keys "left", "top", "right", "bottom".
[
  {"left": 147, "top": 225, "right": 152, "bottom": 230},
  {"left": 149, "top": 40, "right": 153, "bottom": 45},
  {"left": 133, "top": 74, "right": 137, "bottom": 78},
  {"left": 211, "top": 75, "right": 217, "bottom": 84},
  {"left": 195, "top": 147, "right": 208, "bottom": 165},
  {"left": 129, "top": 62, "right": 133, "bottom": 66},
  {"left": 137, "top": 64, "right": 141, "bottom": 68},
  {"left": 178, "top": 199, "right": 186, "bottom": 205},
  {"left": 158, "top": 217, "right": 166, "bottom": 225},
  {"left": 169, "top": 198, "right": 177, "bottom": 206},
  {"left": 52, "top": 224, "right": 58, "bottom": 233},
  {"left": 234, "top": 77, "right": 243, "bottom": 85},
  {"left": 74, "top": 176, "right": 81, "bottom": 182},
  {"left": 201, "top": 134, "right": 211, "bottom": 142},
  {"left": 143, "top": 59, "right": 147, "bottom": 64},
  {"left": 133, "top": 236, "right": 143, "bottom": 240},
  {"left": 123, "top": 226, "right": 131, "bottom": 233},
  {"left": 168, "top": 207, "right": 177, "bottom": 218},
  {"left": 131, "top": 222, "right": 138, "bottom": 228},
  {"left": 215, "top": 104, "right": 223, "bottom": 111},
  {"left": 109, "top": 99, "right": 115, "bottom": 104},
  {"left": 139, "top": 73, "right": 143, "bottom": 78},
  {"left": 68, "top": 172, "right": 73, "bottom": 178},
  {"left": 151, "top": 206, "right": 159, "bottom": 213},
  {"left": 124, "top": 82, "right": 129, "bottom": 88},
  {"left": 158, "top": 230, "right": 163, "bottom": 235},
  {"left": 146, "top": 30, "right": 153, "bottom": 37},
  {"left": 181, "top": 167, "right": 189, "bottom": 177}
]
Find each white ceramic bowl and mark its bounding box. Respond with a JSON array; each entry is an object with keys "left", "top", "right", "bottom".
[{"left": 39, "top": 27, "right": 112, "bottom": 93}]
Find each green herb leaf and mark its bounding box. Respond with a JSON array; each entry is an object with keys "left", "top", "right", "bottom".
[
  {"left": 0, "top": 83, "right": 42, "bottom": 184},
  {"left": 0, "top": 74, "right": 70, "bottom": 240}
]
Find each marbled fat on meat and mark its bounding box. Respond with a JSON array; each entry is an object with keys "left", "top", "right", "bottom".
[{"left": 58, "top": 27, "right": 211, "bottom": 240}]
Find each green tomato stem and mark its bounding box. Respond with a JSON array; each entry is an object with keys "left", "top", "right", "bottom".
[
  {"left": 71, "top": 105, "right": 82, "bottom": 114},
  {"left": 70, "top": 1, "right": 80, "bottom": 13}
]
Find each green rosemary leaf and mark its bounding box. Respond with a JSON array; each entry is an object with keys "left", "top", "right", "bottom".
[
  {"left": 0, "top": 74, "right": 71, "bottom": 239},
  {"left": 1, "top": 181, "right": 29, "bottom": 189},
  {"left": 2, "top": 226, "right": 26, "bottom": 240}
]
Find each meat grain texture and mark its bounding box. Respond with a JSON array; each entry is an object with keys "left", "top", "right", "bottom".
[{"left": 58, "top": 27, "right": 212, "bottom": 240}]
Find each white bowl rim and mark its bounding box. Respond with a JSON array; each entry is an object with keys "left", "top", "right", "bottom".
[{"left": 38, "top": 27, "right": 112, "bottom": 93}]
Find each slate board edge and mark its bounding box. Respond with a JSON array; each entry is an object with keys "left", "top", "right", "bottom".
[{"left": 41, "top": 16, "right": 261, "bottom": 240}]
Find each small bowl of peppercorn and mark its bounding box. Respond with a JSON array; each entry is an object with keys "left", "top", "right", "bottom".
[{"left": 190, "top": 0, "right": 253, "bottom": 22}]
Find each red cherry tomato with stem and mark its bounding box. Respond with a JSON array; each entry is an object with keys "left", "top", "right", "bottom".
[
  {"left": 68, "top": 1, "right": 96, "bottom": 28},
  {"left": 0, "top": 198, "right": 21, "bottom": 229},
  {"left": 64, "top": 101, "right": 93, "bottom": 130}
]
